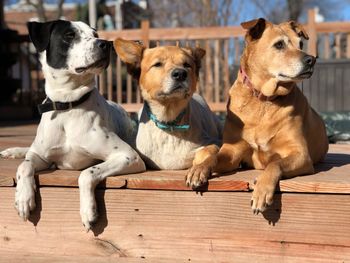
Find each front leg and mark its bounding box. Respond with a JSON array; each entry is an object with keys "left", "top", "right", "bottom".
[
  {"left": 185, "top": 144, "right": 219, "bottom": 189},
  {"left": 79, "top": 150, "right": 145, "bottom": 231},
  {"left": 215, "top": 140, "right": 251, "bottom": 173},
  {"left": 251, "top": 152, "right": 314, "bottom": 214},
  {"left": 15, "top": 151, "right": 50, "bottom": 220}
]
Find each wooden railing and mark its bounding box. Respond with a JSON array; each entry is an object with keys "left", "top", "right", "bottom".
[
  {"left": 10, "top": 9, "right": 350, "bottom": 116},
  {"left": 96, "top": 8, "right": 350, "bottom": 113}
]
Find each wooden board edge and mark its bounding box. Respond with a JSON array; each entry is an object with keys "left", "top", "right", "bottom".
[
  {"left": 0, "top": 176, "right": 15, "bottom": 187},
  {"left": 126, "top": 178, "right": 250, "bottom": 192}
]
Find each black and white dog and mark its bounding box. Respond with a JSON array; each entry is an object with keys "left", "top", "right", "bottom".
[{"left": 0, "top": 20, "right": 145, "bottom": 230}]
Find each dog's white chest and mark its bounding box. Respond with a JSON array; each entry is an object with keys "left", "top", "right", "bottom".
[
  {"left": 136, "top": 123, "right": 199, "bottom": 169},
  {"left": 32, "top": 110, "right": 101, "bottom": 169}
]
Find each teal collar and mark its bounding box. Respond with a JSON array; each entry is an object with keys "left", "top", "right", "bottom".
[{"left": 144, "top": 102, "right": 190, "bottom": 132}]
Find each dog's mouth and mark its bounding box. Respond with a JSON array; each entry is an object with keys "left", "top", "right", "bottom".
[
  {"left": 75, "top": 57, "right": 109, "bottom": 74},
  {"left": 278, "top": 69, "right": 313, "bottom": 81},
  {"left": 156, "top": 85, "right": 190, "bottom": 100}
]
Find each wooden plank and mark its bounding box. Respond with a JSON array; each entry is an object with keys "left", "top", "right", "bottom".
[
  {"left": 120, "top": 103, "right": 143, "bottom": 113},
  {"left": 234, "top": 37, "right": 240, "bottom": 64},
  {"left": 98, "top": 22, "right": 350, "bottom": 42},
  {"left": 223, "top": 39, "right": 230, "bottom": 99},
  {"left": 1, "top": 125, "right": 350, "bottom": 194},
  {"left": 116, "top": 57, "right": 122, "bottom": 103},
  {"left": 126, "top": 75, "right": 132, "bottom": 104},
  {"left": 347, "top": 34, "right": 350, "bottom": 59},
  {"left": 208, "top": 102, "right": 226, "bottom": 112},
  {"left": 0, "top": 176, "right": 14, "bottom": 187},
  {"left": 0, "top": 255, "right": 170, "bottom": 263},
  {"left": 1, "top": 144, "right": 350, "bottom": 194},
  {"left": 1, "top": 188, "right": 350, "bottom": 261},
  {"left": 214, "top": 40, "right": 220, "bottom": 103},
  {"left": 204, "top": 40, "right": 213, "bottom": 102},
  {"left": 107, "top": 56, "right": 113, "bottom": 101},
  {"left": 335, "top": 33, "right": 341, "bottom": 59},
  {"left": 141, "top": 20, "right": 150, "bottom": 48},
  {"left": 315, "top": 21, "right": 350, "bottom": 33},
  {"left": 323, "top": 33, "right": 330, "bottom": 59},
  {"left": 99, "top": 26, "right": 246, "bottom": 41},
  {"left": 307, "top": 9, "right": 317, "bottom": 56}
]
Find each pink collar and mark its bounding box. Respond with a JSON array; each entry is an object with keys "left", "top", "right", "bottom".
[{"left": 239, "top": 67, "right": 277, "bottom": 101}]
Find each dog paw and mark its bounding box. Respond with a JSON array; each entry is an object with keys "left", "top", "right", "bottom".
[
  {"left": 15, "top": 176, "right": 36, "bottom": 221},
  {"left": 251, "top": 176, "right": 275, "bottom": 214},
  {"left": 185, "top": 164, "right": 211, "bottom": 189},
  {"left": 1, "top": 147, "right": 26, "bottom": 159},
  {"left": 80, "top": 200, "right": 98, "bottom": 232}
]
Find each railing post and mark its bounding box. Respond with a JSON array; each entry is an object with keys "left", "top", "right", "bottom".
[
  {"left": 307, "top": 9, "right": 317, "bottom": 57},
  {"left": 347, "top": 34, "right": 350, "bottom": 59},
  {"left": 141, "top": 20, "right": 150, "bottom": 48}
]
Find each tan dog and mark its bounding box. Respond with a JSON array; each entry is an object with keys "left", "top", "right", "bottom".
[
  {"left": 200, "top": 18, "right": 328, "bottom": 213},
  {"left": 114, "top": 39, "right": 222, "bottom": 188}
]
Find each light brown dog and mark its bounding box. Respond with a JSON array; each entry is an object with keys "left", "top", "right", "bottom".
[
  {"left": 113, "top": 39, "right": 222, "bottom": 187},
  {"left": 200, "top": 18, "right": 328, "bottom": 213}
]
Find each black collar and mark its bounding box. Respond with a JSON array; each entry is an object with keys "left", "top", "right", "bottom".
[{"left": 37, "top": 90, "right": 93, "bottom": 114}]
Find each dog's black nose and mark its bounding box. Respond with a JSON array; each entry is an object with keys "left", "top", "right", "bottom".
[
  {"left": 96, "top": 39, "right": 110, "bottom": 51},
  {"left": 303, "top": 55, "right": 316, "bottom": 66},
  {"left": 171, "top": 68, "right": 187, "bottom": 81}
]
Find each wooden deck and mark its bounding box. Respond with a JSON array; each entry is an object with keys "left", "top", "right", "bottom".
[{"left": 1, "top": 123, "right": 350, "bottom": 262}]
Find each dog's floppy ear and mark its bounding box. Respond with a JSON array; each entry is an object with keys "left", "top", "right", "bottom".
[
  {"left": 27, "top": 21, "right": 56, "bottom": 52},
  {"left": 241, "top": 18, "right": 266, "bottom": 41},
  {"left": 289, "top": 21, "right": 309, "bottom": 40},
  {"left": 190, "top": 47, "right": 205, "bottom": 76},
  {"left": 113, "top": 38, "right": 144, "bottom": 79}
]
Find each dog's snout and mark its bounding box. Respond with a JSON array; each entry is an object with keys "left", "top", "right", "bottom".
[
  {"left": 171, "top": 68, "right": 188, "bottom": 82},
  {"left": 96, "top": 39, "right": 110, "bottom": 51},
  {"left": 303, "top": 55, "right": 316, "bottom": 66}
]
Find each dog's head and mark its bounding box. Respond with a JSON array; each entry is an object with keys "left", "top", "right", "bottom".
[
  {"left": 113, "top": 39, "right": 205, "bottom": 103},
  {"left": 27, "top": 20, "right": 111, "bottom": 75},
  {"left": 241, "top": 18, "right": 316, "bottom": 82}
]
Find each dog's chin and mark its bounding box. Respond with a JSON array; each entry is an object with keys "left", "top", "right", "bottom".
[
  {"left": 155, "top": 85, "right": 190, "bottom": 101},
  {"left": 278, "top": 70, "right": 313, "bottom": 82},
  {"left": 75, "top": 57, "right": 110, "bottom": 74}
]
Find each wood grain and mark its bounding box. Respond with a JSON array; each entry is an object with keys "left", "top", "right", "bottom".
[
  {"left": 1, "top": 188, "right": 350, "bottom": 262},
  {"left": 1, "top": 125, "right": 350, "bottom": 194}
]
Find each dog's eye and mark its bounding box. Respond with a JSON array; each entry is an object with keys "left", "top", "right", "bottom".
[
  {"left": 299, "top": 41, "right": 303, "bottom": 50},
  {"left": 274, "top": 40, "right": 285, "bottom": 50},
  {"left": 65, "top": 31, "right": 75, "bottom": 39},
  {"left": 93, "top": 31, "right": 98, "bottom": 38},
  {"left": 183, "top": 62, "right": 191, "bottom": 68},
  {"left": 152, "top": 62, "right": 162, "bottom": 68}
]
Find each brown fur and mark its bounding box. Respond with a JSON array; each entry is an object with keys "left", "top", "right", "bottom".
[
  {"left": 204, "top": 18, "right": 328, "bottom": 213},
  {"left": 114, "top": 39, "right": 221, "bottom": 188}
]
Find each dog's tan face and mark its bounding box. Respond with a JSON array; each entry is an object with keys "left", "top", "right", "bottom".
[
  {"left": 242, "top": 18, "right": 316, "bottom": 82},
  {"left": 113, "top": 39, "right": 205, "bottom": 103}
]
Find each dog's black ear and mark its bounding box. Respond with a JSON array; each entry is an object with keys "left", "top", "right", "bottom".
[
  {"left": 27, "top": 21, "right": 56, "bottom": 52},
  {"left": 241, "top": 18, "right": 266, "bottom": 41},
  {"left": 113, "top": 38, "right": 144, "bottom": 79},
  {"left": 289, "top": 21, "right": 309, "bottom": 40}
]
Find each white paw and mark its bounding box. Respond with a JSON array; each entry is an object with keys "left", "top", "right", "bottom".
[
  {"left": 80, "top": 198, "right": 98, "bottom": 232},
  {"left": 15, "top": 176, "right": 36, "bottom": 221},
  {"left": 0, "top": 147, "right": 28, "bottom": 159}
]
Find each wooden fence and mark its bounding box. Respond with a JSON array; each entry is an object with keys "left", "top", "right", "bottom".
[
  {"left": 7, "top": 9, "right": 350, "bottom": 115},
  {"left": 97, "top": 8, "right": 350, "bottom": 113}
]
